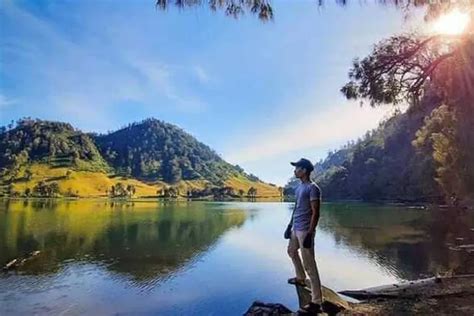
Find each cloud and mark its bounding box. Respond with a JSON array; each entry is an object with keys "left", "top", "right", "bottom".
[
  {"left": 0, "top": 94, "right": 16, "bottom": 108},
  {"left": 130, "top": 60, "right": 208, "bottom": 112},
  {"left": 0, "top": 2, "right": 207, "bottom": 130},
  {"left": 193, "top": 65, "right": 210, "bottom": 84},
  {"left": 224, "top": 101, "right": 392, "bottom": 164}
]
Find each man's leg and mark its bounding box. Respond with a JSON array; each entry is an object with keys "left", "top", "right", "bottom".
[
  {"left": 296, "top": 231, "right": 323, "bottom": 304},
  {"left": 287, "top": 230, "right": 306, "bottom": 281}
]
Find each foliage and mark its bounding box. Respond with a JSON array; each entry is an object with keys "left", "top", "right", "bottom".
[
  {"left": 0, "top": 118, "right": 264, "bottom": 193},
  {"left": 155, "top": 0, "right": 464, "bottom": 22},
  {"left": 110, "top": 182, "right": 136, "bottom": 198},
  {"left": 247, "top": 186, "right": 257, "bottom": 197},
  {"left": 94, "top": 118, "right": 254, "bottom": 184},
  {"left": 156, "top": 0, "right": 273, "bottom": 21},
  {"left": 285, "top": 102, "right": 444, "bottom": 202},
  {"left": 341, "top": 34, "right": 473, "bottom": 108},
  {"left": 0, "top": 118, "right": 110, "bottom": 177},
  {"left": 337, "top": 9, "right": 474, "bottom": 203},
  {"left": 33, "top": 181, "right": 61, "bottom": 197},
  {"left": 413, "top": 105, "right": 473, "bottom": 200}
]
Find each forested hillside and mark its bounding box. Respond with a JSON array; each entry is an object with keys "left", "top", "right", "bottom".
[
  {"left": 93, "top": 118, "right": 249, "bottom": 184},
  {"left": 286, "top": 92, "right": 473, "bottom": 204},
  {"left": 0, "top": 118, "right": 279, "bottom": 198},
  {"left": 0, "top": 119, "right": 110, "bottom": 175}
]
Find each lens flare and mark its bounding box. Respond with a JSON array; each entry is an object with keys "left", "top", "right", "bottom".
[{"left": 432, "top": 9, "right": 470, "bottom": 35}]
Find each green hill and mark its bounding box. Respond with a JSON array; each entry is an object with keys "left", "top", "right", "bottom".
[
  {"left": 0, "top": 118, "right": 280, "bottom": 198},
  {"left": 93, "top": 118, "right": 249, "bottom": 184},
  {"left": 0, "top": 119, "right": 110, "bottom": 174},
  {"left": 286, "top": 94, "right": 474, "bottom": 204}
]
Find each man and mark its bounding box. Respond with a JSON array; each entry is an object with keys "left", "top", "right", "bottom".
[{"left": 285, "top": 158, "right": 323, "bottom": 314}]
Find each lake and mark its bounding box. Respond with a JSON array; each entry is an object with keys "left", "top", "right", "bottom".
[{"left": 1, "top": 200, "right": 473, "bottom": 315}]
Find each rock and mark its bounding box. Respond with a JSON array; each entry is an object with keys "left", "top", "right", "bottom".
[
  {"left": 458, "top": 244, "right": 474, "bottom": 249},
  {"left": 244, "top": 301, "right": 293, "bottom": 316},
  {"left": 2, "top": 259, "right": 18, "bottom": 271},
  {"left": 2, "top": 250, "right": 41, "bottom": 271}
]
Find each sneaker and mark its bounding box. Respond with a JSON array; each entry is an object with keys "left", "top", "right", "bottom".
[
  {"left": 298, "top": 302, "right": 322, "bottom": 315},
  {"left": 287, "top": 277, "right": 307, "bottom": 287}
]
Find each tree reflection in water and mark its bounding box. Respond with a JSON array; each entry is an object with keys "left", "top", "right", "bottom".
[
  {"left": 319, "top": 203, "right": 474, "bottom": 280},
  {"left": 0, "top": 200, "right": 247, "bottom": 289}
]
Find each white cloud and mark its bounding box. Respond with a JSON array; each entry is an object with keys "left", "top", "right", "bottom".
[
  {"left": 0, "top": 94, "right": 16, "bottom": 108},
  {"left": 225, "top": 102, "right": 392, "bottom": 164},
  {"left": 130, "top": 60, "right": 208, "bottom": 113},
  {"left": 193, "top": 65, "right": 210, "bottom": 84}
]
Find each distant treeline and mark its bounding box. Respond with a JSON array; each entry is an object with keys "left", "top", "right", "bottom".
[
  {"left": 0, "top": 118, "right": 260, "bottom": 185},
  {"left": 286, "top": 92, "right": 474, "bottom": 205}
]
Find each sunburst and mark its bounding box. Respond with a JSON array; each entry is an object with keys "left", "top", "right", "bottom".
[{"left": 431, "top": 9, "right": 470, "bottom": 35}]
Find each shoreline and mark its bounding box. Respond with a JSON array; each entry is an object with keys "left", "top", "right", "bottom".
[
  {"left": 1, "top": 197, "right": 471, "bottom": 211},
  {"left": 0, "top": 196, "right": 284, "bottom": 202},
  {"left": 247, "top": 275, "right": 474, "bottom": 315}
]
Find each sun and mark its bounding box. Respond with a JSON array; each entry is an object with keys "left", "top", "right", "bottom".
[{"left": 431, "top": 9, "right": 470, "bottom": 35}]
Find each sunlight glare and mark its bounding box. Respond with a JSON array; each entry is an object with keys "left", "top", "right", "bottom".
[{"left": 432, "top": 9, "right": 470, "bottom": 35}]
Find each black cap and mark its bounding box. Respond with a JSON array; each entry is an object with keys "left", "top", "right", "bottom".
[{"left": 290, "top": 158, "right": 314, "bottom": 172}]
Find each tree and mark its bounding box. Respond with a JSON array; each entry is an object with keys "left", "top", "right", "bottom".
[
  {"left": 156, "top": 0, "right": 273, "bottom": 21},
  {"left": 341, "top": 34, "right": 473, "bottom": 108},
  {"left": 156, "top": 0, "right": 452, "bottom": 22},
  {"left": 50, "top": 182, "right": 60, "bottom": 196},
  {"left": 33, "top": 181, "right": 60, "bottom": 197},
  {"left": 24, "top": 169, "right": 33, "bottom": 181},
  {"left": 413, "top": 105, "right": 464, "bottom": 199},
  {"left": 126, "top": 184, "right": 136, "bottom": 198},
  {"left": 340, "top": 25, "right": 474, "bottom": 202},
  {"left": 111, "top": 182, "right": 128, "bottom": 197},
  {"left": 247, "top": 186, "right": 257, "bottom": 199}
]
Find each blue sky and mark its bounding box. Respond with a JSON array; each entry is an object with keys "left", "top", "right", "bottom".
[{"left": 0, "top": 0, "right": 423, "bottom": 185}]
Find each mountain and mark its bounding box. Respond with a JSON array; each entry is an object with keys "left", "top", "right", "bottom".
[
  {"left": 93, "top": 118, "right": 246, "bottom": 184},
  {"left": 285, "top": 93, "right": 474, "bottom": 204},
  {"left": 0, "top": 118, "right": 280, "bottom": 198},
  {"left": 0, "top": 119, "right": 110, "bottom": 173},
  {"left": 312, "top": 104, "right": 440, "bottom": 203}
]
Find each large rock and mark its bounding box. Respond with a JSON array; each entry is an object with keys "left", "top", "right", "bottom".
[{"left": 244, "top": 301, "right": 293, "bottom": 316}]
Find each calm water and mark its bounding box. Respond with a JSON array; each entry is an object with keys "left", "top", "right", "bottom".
[{"left": 1, "top": 200, "right": 473, "bottom": 315}]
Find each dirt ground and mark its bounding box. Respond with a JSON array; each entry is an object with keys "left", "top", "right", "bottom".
[{"left": 343, "top": 293, "right": 474, "bottom": 315}]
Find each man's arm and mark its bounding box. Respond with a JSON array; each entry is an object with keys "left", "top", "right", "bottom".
[
  {"left": 289, "top": 197, "right": 297, "bottom": 223},
  {"left": 309, "top": 199, "right": 320, "bottom": 232}
]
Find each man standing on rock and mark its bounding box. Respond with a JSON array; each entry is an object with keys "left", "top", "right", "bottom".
[{"left": 285, "top": 158, "right": 323, "bottom": 314}]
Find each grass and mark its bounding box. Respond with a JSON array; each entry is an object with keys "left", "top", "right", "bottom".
[
  {"left": 10, "top": 164, "right": 159, "bottom": 197},
  {"left": 225, "top": 173, "right": 281, "bottom": 197},
  {"left": 6, "top": 163, "right": 281, "bottom": 198}
]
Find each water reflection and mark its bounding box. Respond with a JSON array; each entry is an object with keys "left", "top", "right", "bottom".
[
  {"left": 1, "top": 200, "right": 473, "bottom": 315},
  {"left": 319, "top": 203, "right": 474, "bottom": 280},
  {"left": 0, "top": 200, "right": 246, "bottom": 288}
]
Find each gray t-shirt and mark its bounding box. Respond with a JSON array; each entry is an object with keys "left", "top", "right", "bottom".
[{"left": 292, "top": 181, "right": 321, "bottom": 231}]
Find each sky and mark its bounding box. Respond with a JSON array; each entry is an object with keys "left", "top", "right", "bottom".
[{"left": 0, "top": 0, "right": 423, "bottom": 185}]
